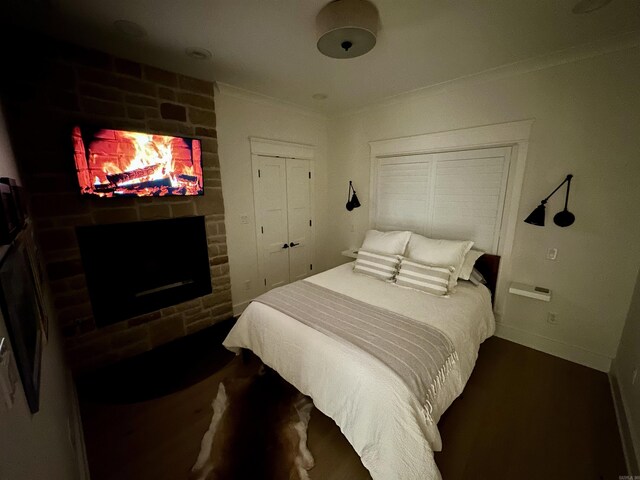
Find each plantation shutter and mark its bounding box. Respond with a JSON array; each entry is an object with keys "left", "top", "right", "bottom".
[
  {"left": 372, "top": 147, "right": 511, "bottom": 254},
  {"left": 375, "top": 155, "right": 432, "bottom": 236}
]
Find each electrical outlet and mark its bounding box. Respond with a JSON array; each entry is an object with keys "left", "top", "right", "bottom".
[
  {"left": 546, "top": 248, "right": 558, "bottom": 261},
  {"left": 547, "top": 312, "right": 558, "bottom": 325},
  {"left": 244, "top": 280, "right": 251, "bottom": 291},
  {"left": 633, "top": 368, "right": 638, "bottom": 386},
  {"left": 240, "top": 215, "right": 249, "bottom": 225}
]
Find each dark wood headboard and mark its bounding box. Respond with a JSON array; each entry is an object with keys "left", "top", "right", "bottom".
[{"left": 474, "top": 254, "right": 501, "bottom": 304}]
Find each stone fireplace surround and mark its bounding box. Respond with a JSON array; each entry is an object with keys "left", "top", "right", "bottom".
[{"left": 1, "top": 34, "right": 232, "bottom": 372}]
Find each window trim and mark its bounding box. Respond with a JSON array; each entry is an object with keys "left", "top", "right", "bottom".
[{"left": 368, "top": 120, "right": 534, "bottom": 317}]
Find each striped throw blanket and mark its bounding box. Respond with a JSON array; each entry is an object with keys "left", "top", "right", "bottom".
[{"left": 253, "top": 281, "right": 458, "bottom": 422}]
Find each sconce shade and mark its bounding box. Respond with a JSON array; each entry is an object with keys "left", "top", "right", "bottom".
[
  {"left": 346, "top": 181, "right": 361, "bottom": 211},
  {"left": 524, "top": 203, "right": 547, "bottom": 226},
  {"left": 346, "top": 192, "right": 361, "bottom": 211}
]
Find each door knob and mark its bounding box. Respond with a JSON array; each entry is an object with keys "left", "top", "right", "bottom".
[
  {"left": 282, "top": 243, "right": 289, "bottom": 249},
  {"left": 289, "top": 242, "right": 300, "bottom": 247}
]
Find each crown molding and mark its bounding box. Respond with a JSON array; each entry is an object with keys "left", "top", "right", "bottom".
[
  {"left": 337, "top": 29, "right": 640, "bottom": 118},
  {"left": 215, "top": 82, "right": 327, "bottom": 120}
]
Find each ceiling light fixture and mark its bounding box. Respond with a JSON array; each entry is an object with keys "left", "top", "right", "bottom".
[
  {"left": 316, "top": 0, "right": 379, "bottom": 59},
  {"left": 312, "top": 93, "right": 328, "bottom": 100},
  {"left": 113, "top": 20, "right": 147, "bottom": 39},
  {"left": 185, "top": 47, "right": 212, "bottom": 61},
  {"left": 572, "top": 0, "right": 613, "bottom": 14}
]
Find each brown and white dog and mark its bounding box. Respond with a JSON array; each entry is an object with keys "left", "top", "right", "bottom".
[{"left": 190, "top": 366, "right": 314, "bottom": 480}]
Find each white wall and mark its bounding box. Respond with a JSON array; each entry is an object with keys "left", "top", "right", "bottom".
[
  {"left": 0, "top": 105, "right": 86, "bottom": 479},
  {"left": 215, "top": 84, "right": 329, "bottom": 314},
  {"left": 613, "top": 267, "right": 640, "bottom": 472},
  {"left": 324, "top": 45, "right": 640, "bottom": 371}
]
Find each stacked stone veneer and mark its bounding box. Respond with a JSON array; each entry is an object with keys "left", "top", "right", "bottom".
[{"left": 2, "top": 38, "right": 232, "bottom": 372}]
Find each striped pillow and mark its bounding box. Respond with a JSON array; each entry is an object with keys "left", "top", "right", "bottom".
[
  {"left": 353, "top": 249, "right": 401, "bottom": 281},
  {"left": 395, "top": 258, "right": 453, "bottom": 296}
]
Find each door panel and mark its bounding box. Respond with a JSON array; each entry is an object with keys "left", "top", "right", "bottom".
[
  {"left": 286, "top": 158, "right": 312, "bottom": 282},
  {"left": 256, "top": 156, "right": 290, "bottom": 289}
]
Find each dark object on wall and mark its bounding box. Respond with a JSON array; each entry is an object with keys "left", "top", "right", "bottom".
[
  {"left": 76, "top": 216, "right": 212, "bottom": 327},
  {"left": 0, "top": 183, "right": 19, "bottom": 244},
  {"left": 72, "top": 126, "right": 204, "bottom": 198},
  {"left": 346, "top": 181, "right": 361, "bottom": 211},
  {"left": 474, "top": 254, "right": 501, "bottom": 305},
  {"left": 0, "top": 241, "right": 43, "bottom": 413},
  {"left": 524, "top": 174, "right": 575, "bottom": 227},
  {"left": 0, "top": 178, "right": 25, "bottom": 227}
]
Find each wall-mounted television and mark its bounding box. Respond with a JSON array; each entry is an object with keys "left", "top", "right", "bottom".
[{"left": 72, "top": 126, "right": 203, "bottom": 197}]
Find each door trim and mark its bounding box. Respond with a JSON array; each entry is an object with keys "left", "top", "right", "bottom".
[{"left": 250, "top": 137, "right": 315, "bottom": 160}]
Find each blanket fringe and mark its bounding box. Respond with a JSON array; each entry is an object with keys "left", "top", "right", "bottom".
[{"left": 423, "top": 351, "right": 459, "bottom": 424}]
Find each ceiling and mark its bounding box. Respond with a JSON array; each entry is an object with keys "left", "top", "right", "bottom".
[{"left": 10, "top": 0, "right": 640, "bottom": 113}]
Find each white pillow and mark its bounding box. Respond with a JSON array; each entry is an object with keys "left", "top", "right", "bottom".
[
  {"left": 361, "top": 229, "right": 411, "bottom": 256},
  {"left": 405, "top": 234, "right": 474, "bottom": 290},
  {"left": 458, "top": 250, "right": 485, "bottom": 281}
]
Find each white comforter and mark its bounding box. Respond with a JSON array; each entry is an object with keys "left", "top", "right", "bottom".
[{"left": 223, "top": 263, "right": 495, "bottom": 480}]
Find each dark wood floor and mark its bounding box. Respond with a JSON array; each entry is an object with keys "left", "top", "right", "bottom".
[{"left": 77, "top": 336, "right": 626, "bottom": 480}]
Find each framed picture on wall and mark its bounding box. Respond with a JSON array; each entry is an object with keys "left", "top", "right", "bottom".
[
  {"left": 0, "top": 241, "right": 43, "bottom": 413},
  {"left": 23, "top": 227, "right": 49, "bottom": 341}
]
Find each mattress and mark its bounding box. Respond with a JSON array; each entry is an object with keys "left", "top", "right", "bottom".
[{"left": 223, "top": 262, "right": 495, "bottom": 480}]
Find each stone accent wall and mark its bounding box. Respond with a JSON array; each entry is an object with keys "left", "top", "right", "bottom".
[{"left": 1, "top": 37, "right": 232, "bottom": 372}]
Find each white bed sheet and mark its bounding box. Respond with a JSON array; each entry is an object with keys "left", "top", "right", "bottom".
[{"left": 223, "top": 262, "right": 495, "bottom": 480}]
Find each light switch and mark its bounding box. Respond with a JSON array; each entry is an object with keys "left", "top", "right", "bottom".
[{"left": 546, "top": 248, "right": 558, "bottom": 261}]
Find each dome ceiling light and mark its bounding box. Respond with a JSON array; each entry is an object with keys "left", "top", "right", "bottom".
[{"left": 316, "top": 0, "right": 379, "bottom": 59}]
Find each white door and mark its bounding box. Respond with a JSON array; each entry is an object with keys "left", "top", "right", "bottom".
[
  {"left": 255, "top": 157, "right": 313, "bottom": 290},
  {"left": 255, "top": 156, "right": 290, "bottom": 289},
  {"left": 286, "top": 158, "right": 313, "bottom": 282}
]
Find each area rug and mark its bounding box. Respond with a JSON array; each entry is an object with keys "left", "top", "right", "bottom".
[
  {"left": 190, "top": 365, "right": 315, "bottom": 480},
  {"left": 76, "top": 319, "right": 236, "bottom": 404}
]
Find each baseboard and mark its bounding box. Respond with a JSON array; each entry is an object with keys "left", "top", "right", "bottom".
[
  {"left": 494, "top": 321, "right": 612, "bottom": 372},
  {"left": 233, "top": 299, "right": 251, "bottom": 316},
  {"left": 609, "top": 370, "right": 640, "bottom": 475}
]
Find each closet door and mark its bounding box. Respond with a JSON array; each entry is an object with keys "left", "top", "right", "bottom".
[
  {"left": 286, "top": 158, "right": 313, "bottom": 282},
  {"left": 255, "top": 156, "right": 290, "bottom": 289}
]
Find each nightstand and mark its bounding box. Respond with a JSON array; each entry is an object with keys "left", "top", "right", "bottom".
[{"left": 508, "top": 282, "right": 552, "bottom": 302}]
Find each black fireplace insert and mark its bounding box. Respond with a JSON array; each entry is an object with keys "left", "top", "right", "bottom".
[{"left": 77, "top": 216, "right": 212, "bottom": 327}]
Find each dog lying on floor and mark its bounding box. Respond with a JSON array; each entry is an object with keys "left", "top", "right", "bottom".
[{"left": 190, "top": 365, "right": 314, "bottom": 480}]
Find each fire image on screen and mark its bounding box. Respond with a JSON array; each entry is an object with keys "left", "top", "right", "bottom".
[{"left": 72, "top": 126, "right": 203, "bottom": 197}]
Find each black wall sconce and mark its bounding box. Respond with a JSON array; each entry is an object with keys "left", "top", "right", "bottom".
[
  {"left": 524, "top": 174, "right": 575, "bottom": 227},
  {"left": 346, "top": 181, "right": 361, "bottom": 211}
]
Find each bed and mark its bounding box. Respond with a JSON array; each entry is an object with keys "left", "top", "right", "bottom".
[{"left": 223, "top": 248, "right": 498, "bottom": 480}]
